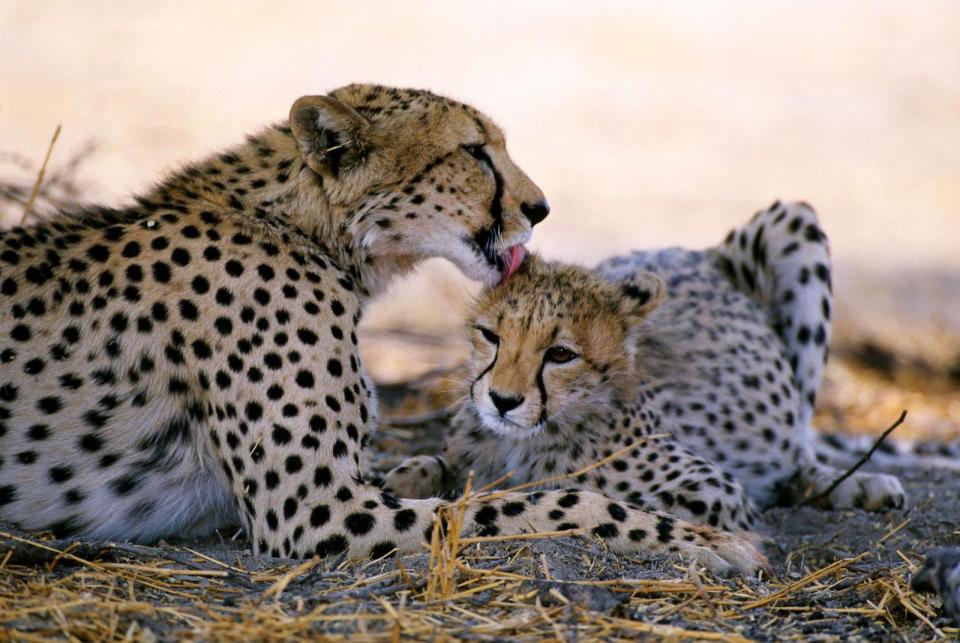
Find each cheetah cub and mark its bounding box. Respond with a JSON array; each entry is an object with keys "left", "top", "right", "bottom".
[{"left": 384, "top": 202, "right": 907, "bottom": 525}]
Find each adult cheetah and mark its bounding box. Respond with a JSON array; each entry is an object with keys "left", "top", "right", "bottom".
[
  {"left": 0, "top": 85, "right": 764, "bottom": 574},
  {"left": 384, "top": 202, "right": 906, "bottom": 526}
]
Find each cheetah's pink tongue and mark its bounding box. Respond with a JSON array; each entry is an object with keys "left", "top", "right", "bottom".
[{"left": 498, "top": 245, "right": 526, "bottom": 285}]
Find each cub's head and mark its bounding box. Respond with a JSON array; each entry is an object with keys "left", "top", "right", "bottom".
[
  {"left": 289, "top": 84, "right": 547, "bottom": 286},
  {"left": 466, "top": 256, "right": 665, "bottom": 438}
]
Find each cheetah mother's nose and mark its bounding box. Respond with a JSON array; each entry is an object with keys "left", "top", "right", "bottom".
[{"left": 521, "top": 199, "right": 550, "bottom": 225}]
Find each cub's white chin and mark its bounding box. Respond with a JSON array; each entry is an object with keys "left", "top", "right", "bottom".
[{"left": 477, "top": 410, "right": 544, "bottom": 439}]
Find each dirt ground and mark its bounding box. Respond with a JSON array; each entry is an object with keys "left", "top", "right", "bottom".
[{"left": 1, "top": 350, "right": 958, "bottom": 641}]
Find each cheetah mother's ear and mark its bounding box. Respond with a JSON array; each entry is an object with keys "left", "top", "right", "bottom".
[
  {"left": 616, "top": 271, "right": 666, "bottom": 320},
  {"left": 290, "top": 95, "right": 371, "bottom": 179}
]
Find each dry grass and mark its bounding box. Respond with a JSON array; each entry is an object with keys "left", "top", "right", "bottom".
[
  {"left": 0, "top": 138, "right": 97, "bottom": 224},
  {"left": 0, "top": 522, "right": 956, "bottom": 641},
  {"left": 19, "top": 125, "right": 61, "bottom": 226}
]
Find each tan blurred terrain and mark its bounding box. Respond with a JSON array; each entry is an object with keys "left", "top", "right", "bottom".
[{"left": 3, "top": 1, "right": 959, "bottom": 436}]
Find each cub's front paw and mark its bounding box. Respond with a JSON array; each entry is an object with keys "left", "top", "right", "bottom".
[{"left": 382, "top": 455, "right": 450, "bottom": 499}]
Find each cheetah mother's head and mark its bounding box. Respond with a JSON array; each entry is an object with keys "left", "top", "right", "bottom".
[{"left": 289, "top": 84, "right": 548, "bottom": 287}]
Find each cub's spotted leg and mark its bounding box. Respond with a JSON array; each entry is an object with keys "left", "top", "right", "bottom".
[
  {"left": 584, "top": 436, "right": 760, "bottom": 533},
  {"left": 381, "top": 462, "right": 769, "bottom": 574},
  {"left": 460, "top": 490, "right": 768, "bottom": 576},
  {"left": 387, "top": 437, "right": 759, "bottom": 534},
  {"left": 713, "top": 200, "right": 831, "bottom": 429},
  {"left": 713, "top": 201, "right": 905, "bottom": 511},
  {"left": 292, "top": 454, "right": 769, "bottom": 573}
]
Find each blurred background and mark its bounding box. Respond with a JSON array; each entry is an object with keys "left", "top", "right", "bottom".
[{"left": 2, "top": 0, "right": 958, "bottom": 437}]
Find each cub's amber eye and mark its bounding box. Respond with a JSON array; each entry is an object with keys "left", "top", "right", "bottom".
[
  {"left": 475, "top": 326, "right": 499, "bottom": 344},
  {"left": 544, "top": 346, "right": 577, "bottom": 364}
]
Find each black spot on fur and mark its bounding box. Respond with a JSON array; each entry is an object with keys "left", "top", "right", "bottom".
[
  {"left": 345, "top": 512, "right": 376, "bottom": 536},
  {"left": 593, "top": 523, "right": 618, "bottom": 538},
  {"left": 394, "top": 508, "right": 417, "bottom": 532}
]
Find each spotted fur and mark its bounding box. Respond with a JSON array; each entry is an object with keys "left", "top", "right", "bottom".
[
  {"left": 384, "top": 202, "right": 906, "bottom": 527},
  {"left": 0, "top": 84, "right": 765, "bottom": 575}
]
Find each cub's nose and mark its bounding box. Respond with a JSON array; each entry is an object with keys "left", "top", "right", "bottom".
[
  {"left": 489, "top": 390, "right": 524, "bottom": 415},
  {"left": 521, "top": 199, "right": 550, "bottom": 226}
]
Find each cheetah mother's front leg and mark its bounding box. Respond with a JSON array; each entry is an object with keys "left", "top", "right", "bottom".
[{"left": 199, "top": 276, "right": 764, "bottom": 574}]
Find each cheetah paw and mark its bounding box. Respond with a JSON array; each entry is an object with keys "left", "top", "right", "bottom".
[
  {"left": 381, "top": 455, "right": 449, "bottom": 499},
  {"left": 816, "top": 471, "right": 907, "bottom": 511},
  {"left": 682, "top": 531, "right": 772, "bottom": 578}
]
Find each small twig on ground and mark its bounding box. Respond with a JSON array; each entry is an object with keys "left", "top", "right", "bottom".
[
  {"left": 0, "top": 532, "right": 120, "bottom": 568},
  {"left": 743, "top": 552, "right": 871, "bottom": 610},
  {"left": 803, "top": 409, "right": 908, "bottom": 507},
  {"left": 259, "top": 557, "right": 324, "bottom": 603},
  {"left": 0, "top": 530, "right": 108, "bottom": 572},
  {"left": 21, "top": 124, "right": 61, "bottom": 225}
]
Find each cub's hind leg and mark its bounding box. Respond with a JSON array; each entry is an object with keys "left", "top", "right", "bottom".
[
  {"left": 714, "top": 200, "right": 832, "bottom": 429},
  {"left": 713, "top": 201, "right": 905, "bottom": 511}
]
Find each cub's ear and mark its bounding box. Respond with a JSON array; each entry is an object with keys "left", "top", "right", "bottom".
[
  {"left": 617, "top": 271, "right": 666, "bottom": 320},
  {"left": 290, "top": 95, "right": 371, "bottom": 178}
]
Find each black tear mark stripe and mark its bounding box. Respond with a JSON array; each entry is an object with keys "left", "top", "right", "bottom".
[
  {"left": 535, "top": 360, "right": 548, "bottom": 427},
  {"left": 534, "top": 326, "right": 559, "bottom": 427},
  {"left": 467, "top": 114, "right": 505, "bottom": 250},
  {"left": 469, "top": 342, "right": 500, "bottom": 403},
  {"left": 474, "top": 146, "right": 504, "bottom": 227}
]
